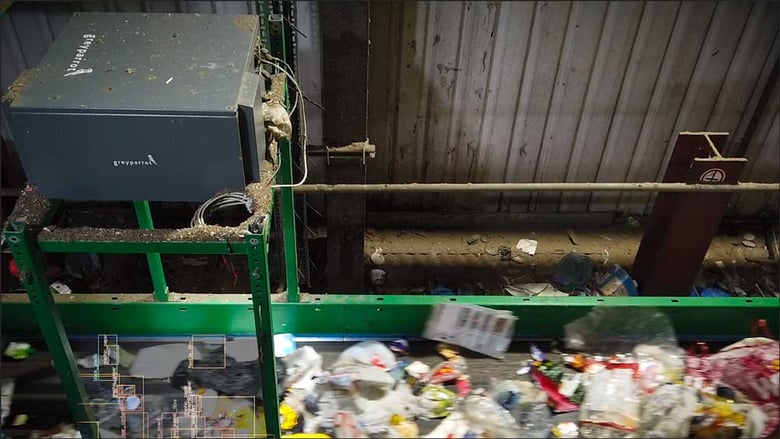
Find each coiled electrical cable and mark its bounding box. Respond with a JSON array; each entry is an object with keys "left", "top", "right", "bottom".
[{"left": 190, "top": 192, "right": 253, "bottom": 227}]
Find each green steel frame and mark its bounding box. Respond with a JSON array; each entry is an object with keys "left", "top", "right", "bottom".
[
  {"left": 2, "top": 294, "right": 778, "bottom": 340},
  {"left": 2, "top": 210, "right": 284, "bottom": 439},
  {"left": 133, "top": 201, "right": 169, "bottom": 302},
  {"left": 3, "top": 221, "right": 99, "bottom": 439},
  {"left": 2, "top": 9, "right": 779, "bottom": 439}
]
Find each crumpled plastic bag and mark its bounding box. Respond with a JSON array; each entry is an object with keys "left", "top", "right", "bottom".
[
  {"left": 707, "top": 337, "right": 779, "bottom": 437},
  {"left": 634, "top": 343, "right": 686, "bottom": 393},
  {"left": 639, "top": 383, "right": 698, "bottom": 438},
  {"left": 282, "top": 346, "right": 323, "bottom": 391},
  {"left": 335, "top": 341, "right": 397, "bottom": 371},
  {"left": 564, "top": 307, "right": 678, "bottom": 355},
  {"left": 579, "top": 362, "right": 641, "bottom": 438},
  {"left": 330, "top": 359, "right": 397, "bottom": 390},
  {"left": 262, "top": 101, "right": 292, "bottom": 139},
  {"left": 170, "top": 351, "right": 285, "bottom": 402},
  {"left": 514, "top": 402, "right": 554, "bottom": 438},
  {"left": 462, "top": 395, "right": 523, "bottom": 437}
]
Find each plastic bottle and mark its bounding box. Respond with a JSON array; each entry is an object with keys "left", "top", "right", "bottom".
[{"left": 514, "top": 402, "right": 554, "bottom": 438}]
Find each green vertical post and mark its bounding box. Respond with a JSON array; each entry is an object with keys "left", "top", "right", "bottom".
[
  {"left": 279, "top": 140, "right": 300, "bottom": 303},
  {"left": 133, "top": 201, "right": 168, "bottom": 302},
  {"left": 269, "top": 12, "right": 300, "bottom": 302},
  {"left": 4, "top": 222, "right": 98, "bottom": 439},
  {"left": 256, "top": 1, "right": 272, "bottom": 47},
  {"left": 245, "top": 226, "right": 281, "bottom": 438}
]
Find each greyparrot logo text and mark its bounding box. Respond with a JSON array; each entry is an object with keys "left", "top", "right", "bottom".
[
  {"left": 63, "top": 34, "right": 96, "bottom": 76},
  {"left": 113, "top": 155, "right": 158, "bottom": 167}
]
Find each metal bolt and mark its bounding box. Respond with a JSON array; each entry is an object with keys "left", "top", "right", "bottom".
[{"left": 249, "top": 238, "right": 260, "bottom": 246}]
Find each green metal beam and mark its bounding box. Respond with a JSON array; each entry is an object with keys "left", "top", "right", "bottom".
[
  {"left": 2, "top": 295, "right": 777, "bottom": 341},
  {"left": 268, "top": 11, "right": 301, "bottom": 302},
  {"left": 278, "top": 141, "right": 300, "bottom": 302},
  {"left": 37, "top": 239, "right": 248, "bottom": 254},
  {"left": 2, "top": 223, "right": 98, "bottom": 439},
  {"left": 133, "top": 201, "right": 168, "bottom": 301},
  {"left": 245, "top": 231, "right": 282, "bottom": 439}
]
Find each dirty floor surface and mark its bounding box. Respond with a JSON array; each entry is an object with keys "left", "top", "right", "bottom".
[{"left": 363, "top": 225, "right": 778, "bottom": 296}]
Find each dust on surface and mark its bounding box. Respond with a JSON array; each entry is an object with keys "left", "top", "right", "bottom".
[
  {"left": 327, "top": 142, "right": 376, "bottom": 156},
  {"left": 233, "top": 15, "right": 256, "bottom": 33},
  {"left": 266, "top": 73, "right": 286, "bottom": 103},
  {"left": 4, "top": 187, "right": 54, "bottom": 229},
  {"left": 2, "top": 68, "right": 42, "bottom": 104},
  {"left": 362, "top": 225, "right": 779, "bottom": 296},
  {"left": 31, "top": 160, "right": 276, "bottom": 243}
]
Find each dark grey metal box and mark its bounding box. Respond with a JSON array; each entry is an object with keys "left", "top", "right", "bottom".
[{"left": 6, "top": 12, "right": 265, "bottom": 202}]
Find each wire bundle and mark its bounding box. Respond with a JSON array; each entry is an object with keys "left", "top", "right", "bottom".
[
  {"left": 190, "top": 54, "right": 308, "bottom": 228},
  {"left": 260, "top": 55, "right": 309, "bottom": 188},
  {"left": 190, "top": 192, "right": 253, "bottom": 227}
]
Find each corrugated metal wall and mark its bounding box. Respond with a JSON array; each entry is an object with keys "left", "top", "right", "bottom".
[
  {"left": 2, "top": 1, "right": 778, "bottom": 216},
  {"left": 367, "top": 1, "right": 780, "bottom": 215}
]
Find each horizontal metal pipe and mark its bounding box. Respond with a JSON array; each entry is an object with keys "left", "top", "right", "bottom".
[{"left": 289, "top": 182, "right": 780, "bottom": 193}]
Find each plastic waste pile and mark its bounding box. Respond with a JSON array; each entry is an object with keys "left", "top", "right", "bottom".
[
  {"left": 503, "top": 251, "right": 639, "bottom": 298},
  {"left": 276, "top": 308, "right": 779, "bottom": 438}
]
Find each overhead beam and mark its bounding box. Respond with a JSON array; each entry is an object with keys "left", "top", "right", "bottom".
[{"left": 290, "top": 182, "right": 780, "bottom": 193}]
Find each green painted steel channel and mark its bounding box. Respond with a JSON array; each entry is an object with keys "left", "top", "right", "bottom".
[
  {"left": 269, "top": 7, "right": 301, "bottom": 303},
  {"left": 3, "top": 223, "right": 99, "bottom": 439},
  {"left": 133, "top": 200, "right": 169, "bottom": 301},
  {"left": 3, "top": 296, "right": 777, "bottom": 340}
]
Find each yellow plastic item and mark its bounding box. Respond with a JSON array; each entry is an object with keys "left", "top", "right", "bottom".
[
  {"left": 392, "top": 421, "right": 420, "bottom": 438},
  {"left": 280, "top": 402, "right": 299, "bottom": 431},
  {"left": 283, "top": 434, "right": 331, "bottom": 438}
]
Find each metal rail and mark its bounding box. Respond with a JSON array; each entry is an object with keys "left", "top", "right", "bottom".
[
  {"left": 2, "top": 293, "right": 778, "bottom": 340},
  {"left": 289, "top": 181, "right": 780, "bottom": 193}
]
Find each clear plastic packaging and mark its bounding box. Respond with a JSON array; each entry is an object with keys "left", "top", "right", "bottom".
[
  {"left": 423, "top": 411, "right": 470, "bottom": 439},
  {"left": 330, "top": 360, "right": 396, "bottom": 390},
  {"left": 462, "top": 395, "right": 523, "bottom": 437},
  {"left": 281, "top": 346, "right": 323, "bottom": 391},
  {"left": 579, "top": 362, "right": 641, "bottom": 437},
  {"left": 638, "top": 383, "right": 697, "bottom": 438},
  {"left": 633, "top": 343, "right": 685, "bottom": 393},
  {"left": 564, "top": 307, "right": 678, "bottom": 355},
  {"left": 491, "top": 380, "right": 522, "bottom": 411},
  {"left": 336, "top": 341, "right": 397, "bottom": 371},
  {"left": 514, "top": 402, "right": 554, "bottom": 438}
]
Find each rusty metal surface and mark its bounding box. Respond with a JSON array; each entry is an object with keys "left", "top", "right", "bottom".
[{"left": 633, "top": 133, "right": 747, "bottom": 295}]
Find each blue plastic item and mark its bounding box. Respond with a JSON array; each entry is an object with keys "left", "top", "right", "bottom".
[
  {"left": 431, "top": 285, "right": 457, "bottom": 296},
  {"left": 691, "top": 286, "right": 731, "bottom": 297},
  {"left": 595, "top": 265, "right": 638, "bottom": 296}
]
